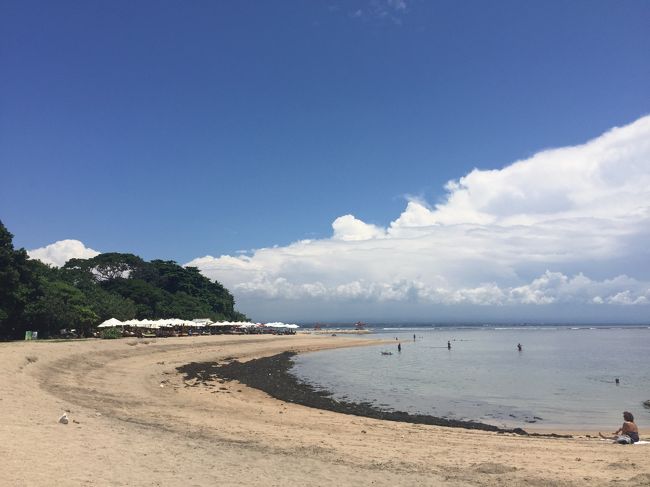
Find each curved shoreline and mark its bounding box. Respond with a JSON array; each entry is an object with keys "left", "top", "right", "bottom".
[
  {"left": 177, "top": 350, "right": 570, "bottom": 437},
  {"left": 3, "top": 334, "right": 650, "bottom": 486}
]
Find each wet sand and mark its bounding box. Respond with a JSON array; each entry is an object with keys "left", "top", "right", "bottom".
[{"left": 1, "top": 334, "right": 649, "bottom": 486}]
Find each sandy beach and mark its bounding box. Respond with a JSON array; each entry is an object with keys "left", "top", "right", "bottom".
[{"left": 1, "top": 334, "right": 648, "bottom": 486}]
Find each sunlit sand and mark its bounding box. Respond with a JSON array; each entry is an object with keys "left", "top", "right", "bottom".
[{"left": 2, "top": 335, "right": 648, "bottom": 486}]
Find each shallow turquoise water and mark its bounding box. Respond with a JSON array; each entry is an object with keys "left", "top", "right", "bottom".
[{"left": 291, "top": 326, "right": 650, "bottom": 431}]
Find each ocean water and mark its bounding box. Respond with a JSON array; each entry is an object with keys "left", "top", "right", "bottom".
[{"left": 291, "top": 326, "right": 650, "bottom": 431}]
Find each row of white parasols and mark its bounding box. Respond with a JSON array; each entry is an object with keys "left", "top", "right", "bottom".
[{"left": 97, "top": 317, "right": 299, "bottom": 330}]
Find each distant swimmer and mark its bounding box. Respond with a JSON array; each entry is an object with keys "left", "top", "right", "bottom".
[
  {"left": 447, "top": 341, "right": 451, "bottom": 350},
  {"left": 398, "top": 342, "right": 401, "bottom": 352},
  {"left": 615, "top": 378, "right": 620, "bottom": 385},
  {"left": 517, "top": 343, "right": 522, "bottom": 352}
]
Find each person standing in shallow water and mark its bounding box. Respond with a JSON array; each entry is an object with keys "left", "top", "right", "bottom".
[
  {"left": 517, "top": 343, "right": 522, "bottom": 352},
  {"left": 398, "top": 342, "right": 401, "bottom": 352},
  {"left": 447, "top": 341, "right": 451, "bottom": 350}
]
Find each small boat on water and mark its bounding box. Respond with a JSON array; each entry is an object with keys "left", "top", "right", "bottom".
[{"left": 380, "top": 351, "right": 393, "bottom": 356}]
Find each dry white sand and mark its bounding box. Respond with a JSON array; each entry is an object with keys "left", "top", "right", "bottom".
[{"left": 1, "top": 334, "right": 648, "bottom": 486}]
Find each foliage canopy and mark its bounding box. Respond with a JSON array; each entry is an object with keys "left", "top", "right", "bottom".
[{"left": 0, "top": 220, "right": 247, "bottom": 339}]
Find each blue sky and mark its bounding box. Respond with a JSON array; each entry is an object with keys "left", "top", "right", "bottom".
[{"left": 3, "top": 1, "right": 650, "bottom": 322}]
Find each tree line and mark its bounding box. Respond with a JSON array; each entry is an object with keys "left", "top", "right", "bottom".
[{"left": 0, "top": 220, "right": 247, "bottom": 339}]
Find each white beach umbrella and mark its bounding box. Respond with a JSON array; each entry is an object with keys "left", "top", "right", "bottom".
[
  {"left": 191, "top": 318, "right": 214, "bottom": 326},
  {"left": 98, "top": 318, "right": 124, "bottom": 328},
  {"left": 137, "top": 319, "right": 158, "bottom": 329},
  {"left": 263, "top": 322, "right": 299, "bottom": 329},
  {"left": 210, "top": 321, "right": 232, "bottom": 327},
  {"left": 265, "top": 322, "right": 284, "bottom": 328}
]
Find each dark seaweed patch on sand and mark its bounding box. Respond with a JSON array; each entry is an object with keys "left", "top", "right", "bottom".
[{"left": 177, "top": 351, "right": 569, "bottom": 437}]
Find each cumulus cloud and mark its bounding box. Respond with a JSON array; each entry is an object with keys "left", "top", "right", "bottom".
[
  {"left": 28, "top": 239, "right": 100, "bottom": 267},
  {"left": 187, "top": 115, "right": 650, "bottom": 321},
  {"left": 25, "top": 117, "right": 650, "bottom": 321},
  {"left": 389, "top": 117, "right": 650, "bottom": 231},
  {"left": 332, "top": 214, "right": 386, "bottom": 241}
]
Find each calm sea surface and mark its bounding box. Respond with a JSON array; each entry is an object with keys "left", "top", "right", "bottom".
[{"left": 291, "top": 326, "right": 650, "bottom": 431}]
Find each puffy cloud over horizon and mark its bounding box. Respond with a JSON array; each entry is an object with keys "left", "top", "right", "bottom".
[
  {"left": 27, "top": 239, "right": 100, "bottom": 267},
  {"left": 186, "top": 116, "right": 650, "bottom": 321},
  {"left": 28, "top": 116, "right": 650, "bottom": 322}
]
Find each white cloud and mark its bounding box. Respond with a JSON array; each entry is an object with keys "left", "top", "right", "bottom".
[
  {"left": 186, "top": 115, "right": 650, "bottom": 321},
  {"left": 25, "top": 116, "right": 650, "bottom": 322},
  {"left": 185, "top": 268, "right": 649, "bottom": 308},
  {"left": 332, "top": 214, "right": 386, "bottom": 241},
  {"left": 28, "top": 239, "right": 100, "bottom": 267}
]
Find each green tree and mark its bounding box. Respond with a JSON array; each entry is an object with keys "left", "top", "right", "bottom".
[
  {"left": 0, "top": 220, "right": 41, "bottom": 339},
  {"left": 102, "top": 278, "right": 170, "bottom": 318},
  {"left": 86, "top": 287, "right": 137, "bottom": 322},
  {"left": 24, "top": 280, "right": 99, "bottom": 337},
  {"left": 1, "top": 221, "right": 247, "bottom": 340},
  {"left": 63, "top": 253, "right": 144, "bottom": 283}
]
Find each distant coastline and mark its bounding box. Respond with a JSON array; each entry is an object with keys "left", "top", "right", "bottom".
[
  {"left": 301, "top": 329, "right": 372, "bottom": 335},
  {"left": 299, "top": 323, "right": 650, "bottom": 330}
]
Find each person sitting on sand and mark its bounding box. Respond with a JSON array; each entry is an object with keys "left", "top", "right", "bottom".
[{"left": 599, "top": 411, "right": 639, "bottom": 444}]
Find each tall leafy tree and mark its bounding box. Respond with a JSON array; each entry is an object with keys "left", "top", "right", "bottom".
[
  {"left": 1, "top": 222, "right": 247, "bottom": 339},
  {"left": 63, "top": 253, "right": 144, "bottom": 283},
  {"left": 24, "top": 280, "right": 98, "bottom": 337},
  {"left": 0, "top": 220, "right": 41, "bottom": 339}
]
